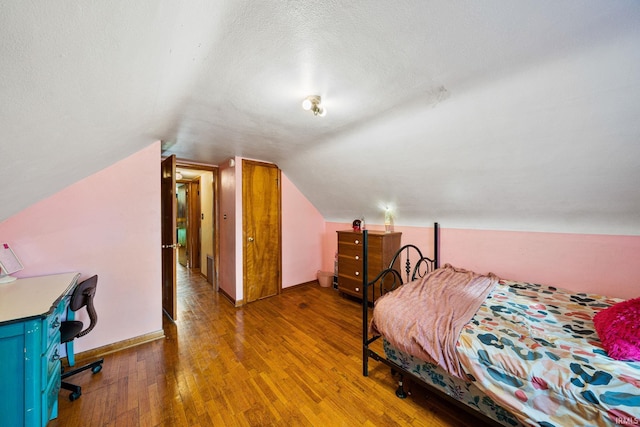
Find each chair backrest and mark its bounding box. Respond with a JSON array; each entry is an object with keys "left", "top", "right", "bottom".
[{"left": 69, "top": 275, "right": 98, "bottom": 338}]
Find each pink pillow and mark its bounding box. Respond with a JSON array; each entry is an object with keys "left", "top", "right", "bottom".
[{"left": 593, "top": 297, "right": 640, "bottom": 361}]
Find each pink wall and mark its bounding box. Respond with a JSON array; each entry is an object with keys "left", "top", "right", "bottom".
[
  {"left": 0, "top": 142, "right": 163, "bottom": 353},
  {"left": 325, "top": 222, "right": 640, "bottom": 300},
  {"left": 442, "top": 228, "right": 640, "bottom": 300},
  {"left": 281, "top": 174, "right": 325, "bottom": 287}
]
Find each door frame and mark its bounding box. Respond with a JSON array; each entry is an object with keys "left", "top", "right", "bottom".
[
  {"left": 161, "top": 157, "right": 220, "bottom": 320},
  {"left": 174, "top": 160, "right": 219, "bottom": 282}
]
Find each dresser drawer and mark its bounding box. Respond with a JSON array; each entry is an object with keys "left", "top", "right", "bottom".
[
  {"left": 42, "top": 300, "right": 65, "bottom": 353},
  {"left": 43, "top": 331, "right": 61, "bottom": 385},
  {"left": 44, "top": 365, "right": 61, "bottom": 424},
  {"left": 337, "top": 232, "right": 364, "bottom": 247},
  {"left": 338, "top": 235, "right": 383, "bottom": 256},
  {"left": 337, "top": 245, "right": 362, "bottom": 260},
  {"left": 337, "top": 256, "right": 362, "bottom": 278},
  {"left": 338, "top": 252, "right": 386, "bottom": 279},
  {"left": 336, "top": 276, "right": 363, "bottom": 296}
]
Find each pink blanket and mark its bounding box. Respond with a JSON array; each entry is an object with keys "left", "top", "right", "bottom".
[{"left": 369, "top": 264, "right": 499, "bottom": 379}]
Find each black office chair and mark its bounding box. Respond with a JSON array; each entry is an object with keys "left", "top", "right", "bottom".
[{"left": 60, "top": 274, "right": 104, "bottom": 401}]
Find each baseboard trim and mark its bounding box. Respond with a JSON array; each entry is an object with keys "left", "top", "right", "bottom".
[
  {"left": 218, "top": 287, "right": 244, "bottom": 307},
  {"left": 283, "top": 280, "right": 318, "bottom": 292},
  {"left": 63, "top": 329, "right": 165, "bottom": 365}
]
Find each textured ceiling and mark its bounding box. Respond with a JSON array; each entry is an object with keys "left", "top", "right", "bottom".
[{"left": 1, "top": 1, "right": 639, "bottom": 234}]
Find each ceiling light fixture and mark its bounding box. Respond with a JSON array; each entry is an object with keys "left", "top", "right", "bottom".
[{"left": 302, "top": 95, "right": 326, "bottom": 117}]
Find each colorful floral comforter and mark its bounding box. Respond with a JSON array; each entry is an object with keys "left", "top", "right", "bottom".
[
  {"left": 379, "top": 278, "right": 640, "bottom": 426},
  {"left": 457, "top": 280, "right": 640, "bottom": 426}
]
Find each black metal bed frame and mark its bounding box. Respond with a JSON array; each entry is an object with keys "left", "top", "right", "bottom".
[
  {"left": 362, "top": 222, "right": 439, "bottom": 393},
  {"left": 361, "top": 222, "right": 504, "bottom": 427}
]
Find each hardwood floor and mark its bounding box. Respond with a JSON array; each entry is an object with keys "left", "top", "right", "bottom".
[{"left": 51, "top": 265, "right": 495, "bottom": 426}]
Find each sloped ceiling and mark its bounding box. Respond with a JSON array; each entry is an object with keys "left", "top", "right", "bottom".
[{"left": 1, "top": 1, "right": 639, "bottom": 234}]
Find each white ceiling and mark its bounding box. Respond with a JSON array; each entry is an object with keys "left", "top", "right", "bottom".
[{"left": 1, "top": 1, "right": 639, "bottom": 234}]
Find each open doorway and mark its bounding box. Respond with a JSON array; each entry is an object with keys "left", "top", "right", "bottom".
[
  {"left": 161, "top": 157, "right": 219, "bottom": 322},
  {"left": 175, "top": 164, "right": 218, "bottom": 288}
]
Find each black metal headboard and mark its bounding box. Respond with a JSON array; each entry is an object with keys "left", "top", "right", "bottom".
[
  {"left": 362, "top": 222, "right": 440, "bottom": 376},
  {"left": 362, "top": 222, "right": 439, "bottom": 300}
]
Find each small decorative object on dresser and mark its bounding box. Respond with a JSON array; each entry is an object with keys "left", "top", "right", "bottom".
[{"left": 336, "top": 230, "right": 401, "bottom": 302}]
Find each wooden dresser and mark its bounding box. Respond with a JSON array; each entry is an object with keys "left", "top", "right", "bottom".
[{"left": 336, "top": 230, "right": 401, "bottom": 301}]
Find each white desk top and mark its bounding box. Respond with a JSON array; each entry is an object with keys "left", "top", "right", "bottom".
[{"left": 0, "top": 272, "right": 80, "bottom": 324}]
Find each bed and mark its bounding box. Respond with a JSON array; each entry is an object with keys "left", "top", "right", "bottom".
[{"left": 361, "top": 224, "right": 640, "bottom": 426}]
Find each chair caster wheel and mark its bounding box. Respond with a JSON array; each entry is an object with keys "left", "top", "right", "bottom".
[
  {"left": 69, "top": 392, "right": 81, "bottom": 401},
  {"left": 92, "top": 365, "right": 102, "bottom": 374}
]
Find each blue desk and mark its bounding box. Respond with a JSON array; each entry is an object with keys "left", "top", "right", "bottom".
[{"left": 0, "top": 273, "right": 79, "bottom": 426}]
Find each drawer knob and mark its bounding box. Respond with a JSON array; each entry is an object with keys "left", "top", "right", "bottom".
[
  {"left": 355, "top": 271, "right": 359, "bottom": 276},
  {"left": 51, "top": 317, "right": 60, "bottom": 329},
  {"left": 354, "top": 239, "right": 360, "bottom": 244},
  {"left": 355, "top": 287, "right": 360, "bottom": 292},
  {"left": 355, "top": 255, "right": 359, "bottom": 260},
  {"left": 51, "top": 350, "right": 60, "bottom": 362}
]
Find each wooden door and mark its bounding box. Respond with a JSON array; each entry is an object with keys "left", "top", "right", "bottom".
[
  {"left": 242, "top": 160, "right": 281, "bottom": 303},
  {"left": 161, "top": 155, "right": 177, "bottom": 320},
  {"left": 187, "top": 180, "right": 201, "bottom": 269}
]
